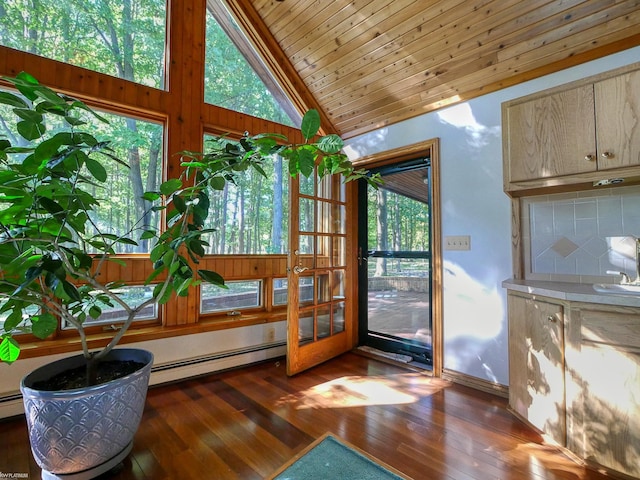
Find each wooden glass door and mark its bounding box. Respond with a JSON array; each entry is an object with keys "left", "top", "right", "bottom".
[{"left": 286, "top": 169, "right": 352, "bottom": 375}]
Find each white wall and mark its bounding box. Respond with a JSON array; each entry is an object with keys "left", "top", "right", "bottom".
[{"left": 344, "top": 46, "right": 640, "bottom": 386}]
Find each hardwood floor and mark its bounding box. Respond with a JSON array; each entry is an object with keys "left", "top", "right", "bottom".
[{"left": 1, "top": 352, "right": 611, "bottom": 480}]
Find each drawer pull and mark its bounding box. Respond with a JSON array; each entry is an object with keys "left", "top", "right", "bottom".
[
  {"left": 584, "top": 154, "right": 595, "bottom": 161},
  {"left": 547, "top": 315, "right": 557, "bottom": 323}
]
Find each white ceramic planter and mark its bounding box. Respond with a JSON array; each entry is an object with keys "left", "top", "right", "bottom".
[{"left": 20, "top": 348, "right": 153, "bottom": 479}]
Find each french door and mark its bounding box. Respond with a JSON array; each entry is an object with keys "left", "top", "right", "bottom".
[
  {"left": 286, "top": 169, "right": 353, "bottom": 375},
  {"left": 358, "top": 159, "right": 433, "bottom": 367}
]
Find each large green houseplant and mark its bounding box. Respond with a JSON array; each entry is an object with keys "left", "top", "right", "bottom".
[{"left": 0, "top": 72, "right": 378, "bottom": 478}]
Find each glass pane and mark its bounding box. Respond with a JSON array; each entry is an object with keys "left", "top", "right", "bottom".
[
  {"left": 333, "top": 302, "right": 345, "bottom": 334},
  {"left": 0, "top": 1, "right": 167, "bottom": 89},
  {"left": 201, "top": 138, "right": 289, "bottom": 254},
  {"left": 299, "top": 174, "right": 315, "bottom": 196},
  {"left": 299, "top": 310, "right": 314, "bottom": 345},
  {"left": 201, "top": 280, "right": 262, "bottom": 313},
  {"left": 299, "top": 197, "right": 315, "bottom": 232},
  {"left": 317, "top": 174, "right": 345, "bottom": 202},
  {"left": 333, "top": 236, "right": 346, "bottom": 267},
  {"left": 0, "top": 91, "right": 163, "bottom": 254},
  {"left": 317, "top": 273, "right": 331, "bottom": 304},
  {"left": 332, "top": 270, "right": 346, "bottom": 301},
  {"left": 317, "top": 305, "right": 331, "bottom": 339},
  {"left": 204, "top": 4, "right": 297, "bottom": 126},
  {"left": 316, "top": 236, "right": 330, "bottom": 268},
  {"left": 317, "top": 202, "right": 345, "bottom": 234},
  {"left": 298, "top": 235, "right": 314, "bottom": 255},
  {"left": 299, "top": 276, "right": 315, "bottom": 305},
  {"left": 63, "top": 285, "right": 157, "bottom": 328},
  {"left": 273, "top": 277, "right": 313, "bottom": 306}
]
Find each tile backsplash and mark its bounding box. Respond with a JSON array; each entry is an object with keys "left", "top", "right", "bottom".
[{"left": 522, "top": 185, "right": 640, "bottom": 283}]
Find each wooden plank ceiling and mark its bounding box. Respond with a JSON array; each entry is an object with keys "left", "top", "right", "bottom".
[{"left": 243, "top": 0, "right": 640, "bottom": 139}]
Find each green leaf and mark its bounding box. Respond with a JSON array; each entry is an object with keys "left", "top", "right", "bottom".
[
  {"left": 61, "top": 281, "right": 81, "bottom": 302},
  {"left": 150, "top": 243, "right": 167, "bottom": 263},
  {"left": 17, "top": 120, "right": 46, "bottom": 141},
  {"left": 85, "top": 157, "right": 108, "bottom": 182},
  {"left": 317, "top": 134, "right": 344, "bottom": 154},
  {"left": 208, "top": 176, "right": 226, "bottom": 191},
  {"left": 89, "top": 306, "right": 102, "bottom": 319},
  {"left": 172, "top": 194, "right": 186, "bottom": 213},
  {"left": 298, "top": 148, "right": 316, "bottom": 177},
  {"left": 31, "top": 313, "right": 58, "bottom": 339},
  {"left": 301, "top": 109, "right": 321, "bottom": 141},
  {"left": 13, "top": 108, "right": 43, "bottom": 123},
  {"left": 0, "top": 337, "right": 20, "bottom": 364},
  {"left": 0, "top": 91, "right": 28, "bottom": 108},
  {"left": 140, "top": 230, "right": 157, "bottom": 240},
  {"left": 198, "top": 269, "right": 225, "bottom": 287},
  {"left": 142, "top": 191, "right": 161, "bottom": 201},
  {"left": 160, "top": 178, "right": 182, "bottom": 196}
]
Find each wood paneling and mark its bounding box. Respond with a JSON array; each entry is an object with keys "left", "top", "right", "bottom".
[
  {"left": 0, "top": 353, "right": 612, "bottom": 479},
  {"left": 244, "top": 0, "right": 640, "bottom": 138}
]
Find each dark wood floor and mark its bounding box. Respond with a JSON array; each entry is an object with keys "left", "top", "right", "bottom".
[{"left": 1, "top": 353, "right": 611, "bottom": 480}]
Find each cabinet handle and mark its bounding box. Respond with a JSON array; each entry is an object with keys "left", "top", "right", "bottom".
[
  {"left": 601, "top": 151, "right": 614, "bottom": 159},
  {"left": 547, "top": 315, "right": 557, "bottom": 323},
  {"left": 584, "top": 154, "right": 595, "bottom": 161}
]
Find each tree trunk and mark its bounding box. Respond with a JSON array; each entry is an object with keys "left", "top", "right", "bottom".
[{"left": 375, "top": 189, "right": 387, "bottom": 277}]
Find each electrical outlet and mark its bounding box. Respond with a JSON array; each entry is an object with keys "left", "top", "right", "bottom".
[{"left": 445, "top": 235, "right": 471, "bottom": 251}]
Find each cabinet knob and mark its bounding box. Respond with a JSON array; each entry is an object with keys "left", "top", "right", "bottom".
[
  {"left": 584, "top": 154, "right": 595, "bottom": 161},
  {"left": 547, "top": 315, "right": 557, "bottom": 323},
  {"left": 601, "top": 151, "right": 614, "bottom": 159}
]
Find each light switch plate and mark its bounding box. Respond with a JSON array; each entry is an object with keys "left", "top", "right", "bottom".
[{"left": 445, "top": 235, "right": 471, "bottom": 251}]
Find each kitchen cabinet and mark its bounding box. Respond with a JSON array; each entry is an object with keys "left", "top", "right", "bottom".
[
  {"left": 503, "top": 63, "right": 640, "bottom": 194},
  {"left": 565, "top": 303, "right": 640, "bottom": 478},
  {"left": 507, "top": 292, "right": 566, "bottom": 445}
]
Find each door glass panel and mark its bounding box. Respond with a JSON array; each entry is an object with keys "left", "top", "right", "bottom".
[
  {"left": 316, "top": 235, "right": 331, "bottom": 268},
  {"left": 317, "top": 305, "right": 331, "bottom": 339},
  {"left": 332, "top": 270, "right": 346, "bottom": 300},
  {"left": 300, "top": 276, "right": 314, "bottom": 305},
  {"left": 299, "top": 197, "right": 315, "bottom": 231},
  {"left": 298, "top": 235, "right": 315, "bottom": 255},
  {"left": 299, "top": 310, "right": 314, "bottom": 345},
  {"left": 317, "top": 273, "right": 331, "bottom": 304},
  {"left": 334, "top": 302, "right": 345, "bottom": 333},
  {"left": 318, "top": 174, "right": 345, "bottom": 202},
  {"left": 333, "top": 237, "right": 346, "bottom": 267}
]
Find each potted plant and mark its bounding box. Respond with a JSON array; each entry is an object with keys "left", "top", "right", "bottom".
[{"left": 0, "top": 72, "right": 377, "bottom": 478}]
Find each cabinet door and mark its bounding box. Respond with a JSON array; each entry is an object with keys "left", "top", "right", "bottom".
[
  {"left": 505, "top": 85, "right": 596, "bottom": 182},
  {"left": 508, "top": 294, "right": 565, "bottom": 444},
  {"left": 570, "top": 308, "right": 640, "bottom": 477},
  {"left": 595, "top": 69, "right": 640, "bottom": 170}
]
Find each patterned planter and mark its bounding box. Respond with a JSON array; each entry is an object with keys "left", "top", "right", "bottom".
[{"left": 20, "top": 348, "right": 153, "bottom": 479}]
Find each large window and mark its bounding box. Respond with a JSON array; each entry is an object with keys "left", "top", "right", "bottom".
[
  {"left": 0, "top": 0, "right": 167, "bottom": 89},
  {"left": 0, "top": 91, "right": 163, "bottom": 253},
  {"left": 202, "top": 136, "right": 289, "bottom": 254},
  {"left": 204, "top": 3, "right": 297, "bottom": 126}
]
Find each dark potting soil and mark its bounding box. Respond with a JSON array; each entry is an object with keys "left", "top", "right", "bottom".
[{"left": 32, "top": 360, "right": 145, "bottom": 391}]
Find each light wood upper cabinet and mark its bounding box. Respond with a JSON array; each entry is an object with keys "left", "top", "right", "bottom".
[
  {"left": 503, "top": 62, "right": 640, "bottom": 194},
  {"left": 505, "top": 85, "right": 596, "bottom": 184},
  {"left": 508, "top": 292, "right": 566, "bottom": 446},
  {"left": 594, "top": 69, "right": 640, "bottom": 171}
]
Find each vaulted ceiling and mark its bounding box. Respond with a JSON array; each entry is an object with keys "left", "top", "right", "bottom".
[{"left": 232, "top": 0, "right": 640, "bottom": 139}]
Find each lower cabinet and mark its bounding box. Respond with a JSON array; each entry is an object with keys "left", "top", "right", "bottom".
[
  {"left": 566, "top": 304, "right": 640, "bottom": 478},
  {"left": 507, "top": 292, "right": 566, "bottom": 445},
  {"left": 509, "top": 292, "right": 640, "bottom": 478}
]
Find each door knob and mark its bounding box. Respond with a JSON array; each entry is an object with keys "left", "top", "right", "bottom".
[{"left": 293, "top": 265, "right": 309, "bottom": 274}]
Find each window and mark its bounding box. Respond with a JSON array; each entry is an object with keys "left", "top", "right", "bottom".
[
  {"left": 273, "top": 277, "right": 314, "bottom": 306},
  {"left": 0, "top": 90, "right": 163, "bottom": 253},
  {"left": 204, "top": 2, "right": 298, "bottom": 126},
  {"left": 0, "top": 0, "right": 167, "bottom": 89},
  {"left": 61, "top": 285, "right": 158, "bottom": 329},
  {"left": 200, "top": 280, "right": 262, "bottom": 314},
  {"left": 201, "top": 136, "right": 289, "bottom": 254}
]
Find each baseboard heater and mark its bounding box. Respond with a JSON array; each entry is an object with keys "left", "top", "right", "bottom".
[{"left": 151, "top": 340, "right": 286, "bottom": 373}]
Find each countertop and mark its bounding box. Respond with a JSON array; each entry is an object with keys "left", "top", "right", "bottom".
[{"left": 502, "top": 278, "right": 640, "bottom": 307}]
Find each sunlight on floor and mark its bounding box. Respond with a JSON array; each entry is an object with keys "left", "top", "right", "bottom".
[
  {"left": 276, "top": 373, "right": 446, "bottom": 409},
  {"left": 498, "top": 442, "right": 594, "bottom": 479}
]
